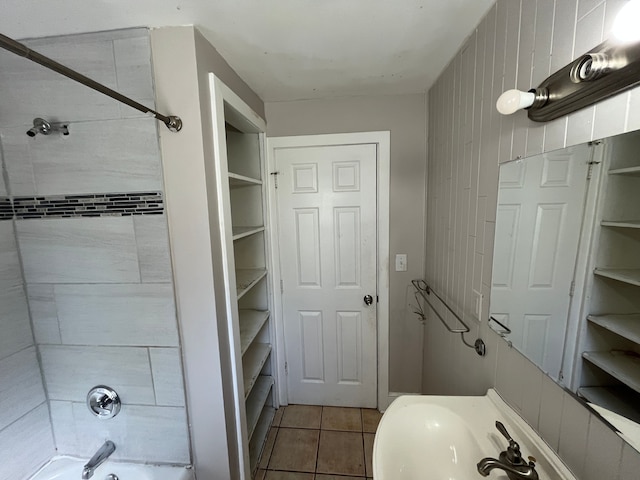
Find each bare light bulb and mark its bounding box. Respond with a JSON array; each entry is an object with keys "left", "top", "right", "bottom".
[
  {"left": 496, "top": 89, "right": 536, "bottom": 115},
  {"left": 613, "top": 0, "right": 640, "bottom": 43}
]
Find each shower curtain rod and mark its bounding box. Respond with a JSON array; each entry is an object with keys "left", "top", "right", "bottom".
[{"left": 0, "top": 33, "right": 182, "bottom": 132}]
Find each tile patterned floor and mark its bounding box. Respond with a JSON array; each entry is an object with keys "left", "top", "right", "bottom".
[{"left": 255, "top": 405, "right": 382, "bottom": 480}]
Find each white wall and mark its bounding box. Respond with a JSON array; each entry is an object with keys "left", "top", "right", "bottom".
[
  {"left": 265, "top": 94, "right": 427, "bottom": 393},
  {"left": 151, "top": 26, "right": 266, "bottom": 480},
  {"left": 424, "top": 1, "right": 640, "bottom": 479},
  {"left": 0, "top": 29, "right": 189, "bottom": 468}
]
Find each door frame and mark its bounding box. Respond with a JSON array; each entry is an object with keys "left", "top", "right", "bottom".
[{"left": 266, "top": 131, "right": 390, "bottom": 410}]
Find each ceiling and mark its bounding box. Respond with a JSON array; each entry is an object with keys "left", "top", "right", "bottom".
[{"left": 0, "top": 0, "right": 494, "bottom": 102}]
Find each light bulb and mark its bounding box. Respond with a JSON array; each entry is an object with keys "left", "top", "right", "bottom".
[
  {"left": 613, "top": 0, "right": 640, "bottom": 43},
  {"left": 496, "top": 89, "right": 536, "bottom": 115}
]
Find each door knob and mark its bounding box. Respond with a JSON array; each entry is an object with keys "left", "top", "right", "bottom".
[{"left": 364, "top": 295, "right": 374, "bottom": 306}]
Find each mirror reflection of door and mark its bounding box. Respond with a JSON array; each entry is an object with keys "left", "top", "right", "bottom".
[{"left": 491, "top": 145, "right": 591, "bottom": 378}]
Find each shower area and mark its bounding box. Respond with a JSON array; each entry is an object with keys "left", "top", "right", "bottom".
[{"left": 0, "top": 28, "right": 190, "bottom": 480}]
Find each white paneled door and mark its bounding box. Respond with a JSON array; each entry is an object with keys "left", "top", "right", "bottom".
[
  {"left": 492, "top": 146, "right": 590, "bottom": 377},
  {"left": 274, "top": 143, "right": 377, "bottom": 407}
]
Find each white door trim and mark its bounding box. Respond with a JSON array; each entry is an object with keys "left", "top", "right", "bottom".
[{"left": 266, "top": 131, "right": 390, "bottom": 410}]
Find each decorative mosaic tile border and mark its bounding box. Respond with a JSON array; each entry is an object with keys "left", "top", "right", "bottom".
[
  {"left": 0, "top": 192, "right": 163, "bottom": 220},
  {"left": 0, "top": 198, "right": 12, "bottom": 221}
]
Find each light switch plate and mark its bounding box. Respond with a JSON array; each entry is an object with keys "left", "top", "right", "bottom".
[
  {"left": 473, "top": 289, "right": 483, "bottom": 320},
  {"left": 395, "top": 254, "right": 407, "bottom": 272}
]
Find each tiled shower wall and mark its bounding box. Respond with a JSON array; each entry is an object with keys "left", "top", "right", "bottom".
[
  {"left": 424, "top": 0, "right": 640, "bottom": 479},
  {"left": 0, "top": 156, "right": 54, "bottom": 480},
  {"left": 0, "top": 28, "right": 189, "bottom": 474}
]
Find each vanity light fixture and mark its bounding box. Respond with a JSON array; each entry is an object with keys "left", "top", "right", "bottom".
[{"left": 496, "top": 0, "right": 640, "bottom": 121}]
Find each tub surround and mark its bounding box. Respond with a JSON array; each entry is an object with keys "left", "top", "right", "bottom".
[
  {"left": 29, "top": 457, "right": 193, "bottom": 480},
  {"left": 0, "top": 28, "right": 189, "bottom": 472},
  {"left": 0, "top": 221, "right": 54, "bottom": 480}
]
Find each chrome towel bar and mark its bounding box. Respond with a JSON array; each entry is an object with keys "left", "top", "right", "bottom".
[
  {"left": 412, "top": 279, "right": 470, "bottom": 333},
  {"left": 412, "top": 279, "right": 486, "bottom": 356}
]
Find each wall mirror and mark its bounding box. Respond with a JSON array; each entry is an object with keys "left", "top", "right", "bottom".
[{"left": 489, "top": 129, "right": 640, "bottom": 452}]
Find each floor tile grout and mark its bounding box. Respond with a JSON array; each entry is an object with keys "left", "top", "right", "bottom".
[{"left": 262, "top": 405, "right": 378, "bottom": 479}]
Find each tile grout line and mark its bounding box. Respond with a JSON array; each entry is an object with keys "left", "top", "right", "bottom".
[
  {"left": 361, "top": 408, "right": 366, "bottom": 478},
  {"left": 315, "top": 406, "right": 324, "bottom": 476}
]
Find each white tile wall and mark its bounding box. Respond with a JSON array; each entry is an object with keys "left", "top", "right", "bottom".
[
  {"left": 538, "top": 374, "right": 564, "bottom": 451},
  {"left": 424, "top": 1, "right": 640, "bottom": 477},
  {"left": 584, "top": 414, "right": 625, "bottom": 480},
  {"left": 55, "top": 284, "right": 178, "bottom": 347},
  {"left": 113, "top": 36, "right": 156, "bottom": 118},
  {"left": 2, "top": 118, "right": 162, "bottom": 196},
  {"left": 0, "top": 155, "right": 6, "bottom": 197},
  {"left": 0, "top": 40, "right": 119, "bottom": 129},
  {"left": 40, "top": 345, "right": 156, "bottom": 404},
  {"left": 133, "top": 215, "right": 173, "bottom": 283},
  {"left": 27, "top": 284, "right": 62, "bottom": 344},
  {"left": 50, "top": 401, "right": 189, "bottom": 463},
  {"left": 621, "top": 444, "right": 640, "bottom": 478},
  {"left": 0, "top": 404, "right": 55, "bottom": 480},
  {"left": 17, "top": 217, "right": 141, "bottom": 284},
  {"left": 0, "top": 221, "right": 22, "bottom": 288},
  {"left": 0, "top": 347, "right": 46, "bottom": 431},
  {"left": 0, "top": 285, "right": 35, "bottom": 360},
  {"left": 149, "top": 348, "right": 186, "bottom": 407},
  {"left": 0, "top": 29, "right": 152, "bottom": 129},
  {"left": 0, "top": 28, "right": 188, "bottom": 469},
  {"left": 558, "top": 392, "right": 591, "bottom": 479}
]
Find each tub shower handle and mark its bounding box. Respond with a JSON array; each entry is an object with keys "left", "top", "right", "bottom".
[{"left": 87, "top": 386, "right": 121, "bottom": 419}]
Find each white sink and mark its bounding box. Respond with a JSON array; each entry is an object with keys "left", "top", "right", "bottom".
[{"left": 373, "top": 389, "right": 575, "bottom": 480}]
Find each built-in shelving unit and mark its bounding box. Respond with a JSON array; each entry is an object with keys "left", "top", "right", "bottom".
[
  {"left": 582, "top": 351, "right": 640, "bottom": 393},
  {"left": 233, "top": 226, "right": 266, "bottom": 241},
  {"left": 593, "top": 268, "right": 640, "bottom": 287},
  {"left": 243, "top": 343, "right": 272, "bottom": 396},
  {"left": 210, "top": 75, "right": 277, "bottom": 479},
  {"left": 246, "top": 375, "right": 275, "bottom": 439},
  {"left": 229, "top": 172, "right": 263, "bottom": 186},
  {"left": 578, "top": 386, "right": 640, "bottom": 424},
  {"left": 588, "top": 314, "right": 640, "bottom": 344},
  {"left": 236, "top": 269, "right": 268, "bottom": 299},
  {"left": 609, "top": 166, "right": 640, "bottom": 176},
  {"left": 577, "top": 131, "right": 640, "bottom": 424},
  {"left": 239, "top": 310, "right": 270, "bottom": 354}
]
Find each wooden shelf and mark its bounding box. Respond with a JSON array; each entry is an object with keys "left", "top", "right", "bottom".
[
  {"left": 594, "top": 268, "right": 640, "bottom": 287},
  {"left": 609, "top": 166, "right": 640, "bottom": 176},
  {"left": 236, "top": 269, "right": 267, "bottom": 299},
  {"left": 601, "top": 220, "right": 640, "bottom": 229},
  {"left": 239, "top": 310, "right": 270, "bottom": 355},
  {"left": 249, "top": 405, "right": 276, "bottom": 473},
  {"left": 582, "top": 351, "right": 640, "bottom": 394},
  {"left": 229, "top": 172, "right": 262, "bottom": 187},
  {"left": 588, "top": 314, "right": 640, "bottom": 345},
  {"left": 243, "top": 343, "right": 272, "bottom": 398},
  {"left": 578, "top": 386, "right": 640, "bottom": 424},
  {"left": 232, "top": 226, "right": 265, "bottom": 241},
  {"left": 246, "top": 376, "right": 274, "bottom": 440}
]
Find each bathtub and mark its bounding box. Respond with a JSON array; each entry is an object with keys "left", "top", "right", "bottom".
[{"left": 30, "top": 457, "right": 193, "bottom": 480}]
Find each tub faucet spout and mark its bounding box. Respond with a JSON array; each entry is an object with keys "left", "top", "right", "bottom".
[{"left": 82, "top": 440, "right": 116, "bottom": 480}]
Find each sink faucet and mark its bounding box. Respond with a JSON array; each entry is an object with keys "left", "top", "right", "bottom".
[
  {"left": 477, "top": 421, "right": 539, "bottom": 480},
  {"left": 82, "top": 440, "right": 116, "bottom": 480}
]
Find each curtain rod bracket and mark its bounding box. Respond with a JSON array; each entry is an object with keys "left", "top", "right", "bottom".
[
  {"left": 165, "top": 115, "right": 183, "bottom": 132},
  {"left": 0, "top": 32, "right": 183, "bottom": 133}
]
